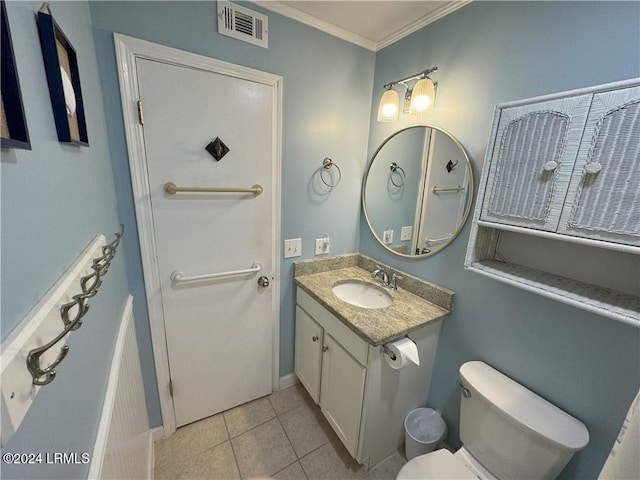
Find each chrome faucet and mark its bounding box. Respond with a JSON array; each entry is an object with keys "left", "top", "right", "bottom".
[
  {"left": 371, "top": 266, "right": 388, "bottom": 285},
  {"left": 390, "top": 273, "right": 403, "bottom": 290},
  {"left": 371, "top": 266, "right": 403, "bottom": 290}
]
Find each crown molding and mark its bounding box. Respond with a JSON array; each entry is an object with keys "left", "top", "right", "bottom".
[
  {"left": 376, "top": 1, "right": 472, "bottom": 51},
  {"left": 256, "top": 1, "right": 377, "bottom": 51},
  {"left": 254, "top": 1, "right": 472, "bottom": 52}
]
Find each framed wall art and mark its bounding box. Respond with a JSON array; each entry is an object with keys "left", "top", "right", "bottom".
[
  {"left": 1, "top": 1, "right": 31, "bottom": 149},
  {"left": 37, "top": 7, "right": 89, "bottom": 146}
]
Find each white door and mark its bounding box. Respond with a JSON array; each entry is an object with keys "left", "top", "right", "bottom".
[
  {"left": 418, "top": 130, "right": 471, "bottom": 252},
  {"left": 137, "top": 58, "right": 276, "bottom": 427}
]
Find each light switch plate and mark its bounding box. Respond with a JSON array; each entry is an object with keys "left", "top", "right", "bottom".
[
  {"left": 382, "top": 229, "right": 394, "bottom": 245},
  {"left": 401, "top": 226, "right": 412, "bottom": 241},
  {"left": 315, "top": 237, "right": 330, "bottom": 255},
  {"left": 284, "top": 238, "right": 302, "bottom": 258}
]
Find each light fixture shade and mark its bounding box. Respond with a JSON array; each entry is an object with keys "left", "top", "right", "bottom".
[
  {"left": 410, "top": 78, "right": 435, "bottom": 114},
  {"left": 377, "top": 88, "right": 399, "bottom": 122}
]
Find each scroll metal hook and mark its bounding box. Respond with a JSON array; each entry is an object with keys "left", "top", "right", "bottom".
[
  {"left": 80, "top": 270, "right": 103, "bottom": 297},
  {"left": 27, "top": 345, "right": 70, "bottom": 386},
  {"left": 61, "top": 294, "right": 91, "bottom": 330}
]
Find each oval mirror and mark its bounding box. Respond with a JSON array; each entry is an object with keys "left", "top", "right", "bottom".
[{"left": 362, "top": 125, "right": 474, "bottom": 257}]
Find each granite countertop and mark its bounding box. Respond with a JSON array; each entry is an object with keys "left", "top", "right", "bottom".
[{"left": 293, "top": 254, "right": 454, "bottom": 346}]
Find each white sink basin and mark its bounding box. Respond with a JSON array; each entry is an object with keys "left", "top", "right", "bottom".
[{"left": 332, "top": 280, "right": 393, "bottom": 309}]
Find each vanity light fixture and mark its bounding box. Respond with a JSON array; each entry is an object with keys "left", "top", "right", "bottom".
[
  {"left": 377, "top": 87, "right": 400, "bottom": 122},
  {"left": 376, "top": 67, "right": 438, "bottom": 122}
]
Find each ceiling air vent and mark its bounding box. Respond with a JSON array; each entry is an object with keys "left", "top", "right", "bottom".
[{"left": 217, "top": 1, "right": 268, "bottom": 48}]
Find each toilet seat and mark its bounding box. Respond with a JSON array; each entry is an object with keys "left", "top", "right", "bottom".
[{"left": 397, "top": 449, "right": 478, "bottom": 480}]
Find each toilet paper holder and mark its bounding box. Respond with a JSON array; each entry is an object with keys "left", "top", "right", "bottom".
[{"left": 383, "top": 344, "right": 397, "bottom": 361}]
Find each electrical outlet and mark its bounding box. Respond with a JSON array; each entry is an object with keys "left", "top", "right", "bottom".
[
  {"left": 284, "top": 238, "right": 302, "bottom": 258},
  {"left": 382, "top": 229, "right": 394, "bottom": 245},
  {"left": 315, "top": 236, "right": 330, "bottom": 255},
  {"left": 401, "top": 226, "right": 412, "bottom": 241}
]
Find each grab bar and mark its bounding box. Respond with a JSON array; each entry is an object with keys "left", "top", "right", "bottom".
[
  {"left": 432, "top": 185, "right": 464, "bottom": 194},
  {"left": 170, "top": 262, "right": 262, "bottom": 284},
  {"left": 426, "top": 234, "right": 453, "bottom": 244},
  {"left": 164, "top": 182, "right": 263, "bottom": 196}
]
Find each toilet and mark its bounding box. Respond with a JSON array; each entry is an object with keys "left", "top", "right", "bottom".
[{"left": 397, "top": 361, "right": 589, "bottom": 479}]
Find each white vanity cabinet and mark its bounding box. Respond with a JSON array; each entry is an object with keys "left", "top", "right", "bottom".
[
  {"left": 319, "top": 333, "right": 366, "bottom": 456},
  {"left": 295, "top": 289, "right": 368, "bottom": 458},
  {"left": 467, "top": 78, "right": 640, "bottom": 326},
  {"left": 294, "top": 306, "right": 323, "bottom": 403},
  {"left": 294, "top": 287, "right": 443, "bottom": 467}
]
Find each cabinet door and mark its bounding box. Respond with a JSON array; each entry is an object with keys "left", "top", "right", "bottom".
[
  {"left": 558, "top": 85, "right": 640, "bottom": 246},
  {"left": 480, "top": 94, "right": 592, "bottom": 231},
  {"left": 294, "top": 306, "right": 323, "bottom": 404},
  {"left": 319, "top": 334, "right": 366, "bottom": 458}
]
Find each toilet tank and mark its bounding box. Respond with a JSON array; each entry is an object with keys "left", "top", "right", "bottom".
[{"left": 458, "top": 361, "right": 589, "bottom": 480}]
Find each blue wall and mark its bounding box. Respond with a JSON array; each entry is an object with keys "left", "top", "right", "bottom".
[
  {"left": 2, "top": 2, "right": 638, "bottom": 479},
  {"left": 3, "top": 1, "right": 638, "bottom": 479},
  {"left": 88, "top": 1, "right": 375, "bottom": 427},
  {"left": 362, "top": 2, "right": 640, "bottom": 479},
  {"left": 1, "top": 1, "right": 129, "bottom": 478}
]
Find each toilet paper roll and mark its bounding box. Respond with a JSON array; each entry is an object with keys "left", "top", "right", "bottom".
[{"left": 384, "top": 337, "right": 420, "bottom": 369}]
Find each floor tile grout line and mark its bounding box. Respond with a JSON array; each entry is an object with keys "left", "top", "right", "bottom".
[
  {"left": 157, "top": 386, "right": 343, "bottom": 480},
  {"left": 277, "top": 411, "right": 302, "bottom": 460},
  {"left": 226, "top": 411, "right": 278, "bottom": 440},
  {"left": 272, "top": 459, "right": 305, "bottom": 479},
  {"left": 274, "top": 397, "right": 333, "bottom": 461},
  {"left": 221, "top": 411, "right": 242, "bottom": 478}
]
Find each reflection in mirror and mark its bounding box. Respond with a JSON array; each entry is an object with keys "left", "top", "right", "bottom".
[{"left": 363, "top": 125, "right": 473, "bottom": 257}]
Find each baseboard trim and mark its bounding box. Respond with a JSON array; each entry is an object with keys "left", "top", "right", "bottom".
[
  {"left": 151, "top": 426, "right": 164, "bottom": 441},
  {"left": 277, "top": 373, "right": 299, "bottom": 390}
]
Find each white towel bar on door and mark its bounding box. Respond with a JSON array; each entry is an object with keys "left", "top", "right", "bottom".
[
  {"left": 170, "top": 263, "right": 262, "bottom": 284},
  {"left": 164, "top": 182, "right": 263, "bottom": 196}
]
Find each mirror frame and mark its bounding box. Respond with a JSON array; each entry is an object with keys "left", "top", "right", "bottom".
[{"left": 362, "top": 124, "right": 474, "bottom": 258}]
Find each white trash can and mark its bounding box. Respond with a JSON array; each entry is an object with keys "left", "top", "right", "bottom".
[{"left": 404, "top": 407, "right": 447, "bottom": 460}]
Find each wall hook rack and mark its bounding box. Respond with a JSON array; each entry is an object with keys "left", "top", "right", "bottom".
[{"left": 26, "top": 225, "right": 124, "bottom": 386}]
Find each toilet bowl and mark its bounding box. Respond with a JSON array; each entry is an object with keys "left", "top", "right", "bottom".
[{"left": 397, "top": 361, "right": 589, "bottom": 480}]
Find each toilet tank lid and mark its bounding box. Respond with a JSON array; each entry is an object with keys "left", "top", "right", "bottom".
[{"left": 459, "top": 361, "right": 589, "bottom": 451}]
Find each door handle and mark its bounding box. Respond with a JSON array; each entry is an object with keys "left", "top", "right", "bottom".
[{"left": 258, "top": 276, "right": 270, "bottom": 288}]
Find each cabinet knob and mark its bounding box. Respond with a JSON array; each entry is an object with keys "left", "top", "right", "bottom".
[
  {"left": 312, "top": 335, "right": 319, "bottom": 342},
  {"left": 585, "top": 162, "right": 602, "bottom": 174},
  {"left": 322, "top": 346, "right": 329, "bottom": 353},
  {"left": 543, "top": 160, "right": 558, "bottom": 172}
]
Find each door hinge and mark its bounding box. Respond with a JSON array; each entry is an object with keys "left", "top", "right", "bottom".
[
  {"left": 169, "top": 379, "right": 174, "bottom": 397},
  {"left": 137, "top": 100, "right": 144, "bottom": 125}
]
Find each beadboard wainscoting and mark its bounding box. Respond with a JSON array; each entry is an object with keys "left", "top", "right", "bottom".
[{"left": 88, "top": 296, "right": 152, "bottom": 479}]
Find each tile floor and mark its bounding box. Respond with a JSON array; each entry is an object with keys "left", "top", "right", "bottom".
[{"left": 154, "top": 383, "right": 407, "bottom": 479}]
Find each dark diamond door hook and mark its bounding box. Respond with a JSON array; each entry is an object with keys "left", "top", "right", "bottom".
[{"left": 206, "top": 137, "right": 230, "bottom": 161}]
